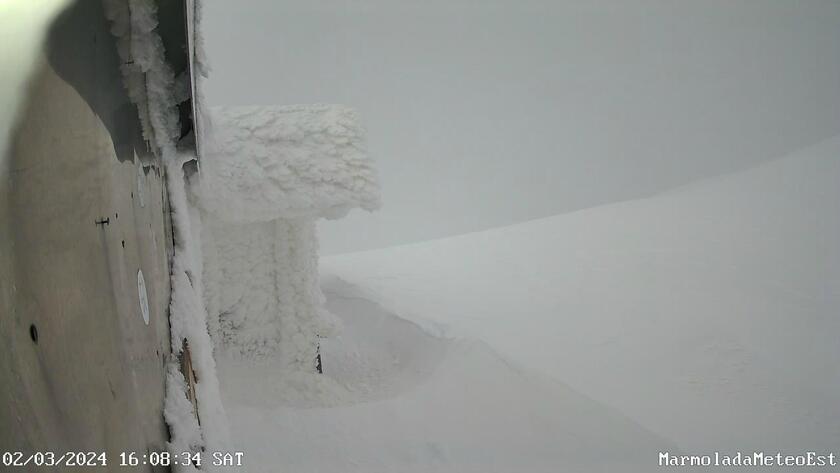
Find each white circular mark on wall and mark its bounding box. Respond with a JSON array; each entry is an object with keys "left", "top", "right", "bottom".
[{"left": 138, "top": 269, "right": 150, "bottom": 325}]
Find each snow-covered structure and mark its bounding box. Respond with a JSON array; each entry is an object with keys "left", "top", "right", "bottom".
[
  {"left": 195, "top": 105, "right": 380, "bottom": 365},
  {"left": 100, "top": 0, "right": 380, "bottom": 463},
  {"left": 1, "top": 0, "right": 212, "bottom": 465},
  {"left": 2, "top": 0, "right": 379, "bottom": 468}
]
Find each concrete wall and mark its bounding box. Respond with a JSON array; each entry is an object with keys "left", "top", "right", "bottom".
[{"left": 0, "top": 1, "right": 174, "bottom": 470}]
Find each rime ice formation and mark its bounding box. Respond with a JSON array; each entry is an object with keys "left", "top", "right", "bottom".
[
  {"left": 200, "top": 218, "right": 338, "bottom": 363},
  {"left": 104, "top": 1, "right": 380, "bottom": 463},
  {"left": 196, "top": 105, "right": 378, "bottom": 365},
  {"left": 103, "top": 0, "right": 233, "bottom": 467},
  {"left": 102, "top": 0, "right": 180, "bottom": 158},
  {"left": 197, "top": 105, "right": 380, "bottom": 223}
]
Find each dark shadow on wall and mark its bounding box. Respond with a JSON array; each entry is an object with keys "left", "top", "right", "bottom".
[{"left": 44, "top": 0, "right": 150, "bottom": 164}]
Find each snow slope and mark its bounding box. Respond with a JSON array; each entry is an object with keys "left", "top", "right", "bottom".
[
  {"left": 219, "top": 277, "right": 672, "bottom": 473},
  {"left": 322, "top": 136, "right": 840, "bottom": 455}
]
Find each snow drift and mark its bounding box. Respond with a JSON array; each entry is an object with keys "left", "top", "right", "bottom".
[
  {"left": 218, "top": 277, "right": 673, "bottom": 473},
  {"left": 323, "top": 135, "right": 840, "bottom": 456}
]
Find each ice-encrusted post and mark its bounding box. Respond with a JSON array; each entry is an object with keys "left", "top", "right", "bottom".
[{"left": 194, "top": 105, "right": 380, "bottom": 367}]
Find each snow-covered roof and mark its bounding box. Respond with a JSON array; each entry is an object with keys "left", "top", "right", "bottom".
[{"left": 195, "top": 104, "right": 381, "bottom": 223}]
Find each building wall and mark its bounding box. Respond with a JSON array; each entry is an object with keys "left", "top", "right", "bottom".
[{"left": 0, "top": 1, "right": 174, "bottom": 470}]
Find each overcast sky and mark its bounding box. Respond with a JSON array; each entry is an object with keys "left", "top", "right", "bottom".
[{"left": 203, "top": 0, "right": 840, "bottom": 254}]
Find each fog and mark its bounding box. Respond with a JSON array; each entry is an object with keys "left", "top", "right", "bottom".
[{"left": 203, "top": 0, "right": 840, "bottom": 254}]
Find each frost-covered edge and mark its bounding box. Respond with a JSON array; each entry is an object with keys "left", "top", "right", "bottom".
[{"left": 101, "top": 1, "right": 231, "bottom": 469}]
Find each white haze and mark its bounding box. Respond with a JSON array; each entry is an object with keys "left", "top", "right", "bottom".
[{"left": 203, "top": 0, "right": 840, "bottom": 254}]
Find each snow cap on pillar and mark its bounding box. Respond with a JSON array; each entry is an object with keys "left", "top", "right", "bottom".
[{"left": 195, "top": 104, "right": 381, "bottom": 224}]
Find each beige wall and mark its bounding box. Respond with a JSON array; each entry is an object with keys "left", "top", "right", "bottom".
[{"left": 0, "top": 2, "right": 174, "bottom": 470}]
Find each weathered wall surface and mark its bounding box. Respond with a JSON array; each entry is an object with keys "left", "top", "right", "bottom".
[{"left": 0, "top": 1, "right": 173, "bottom": 470}]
